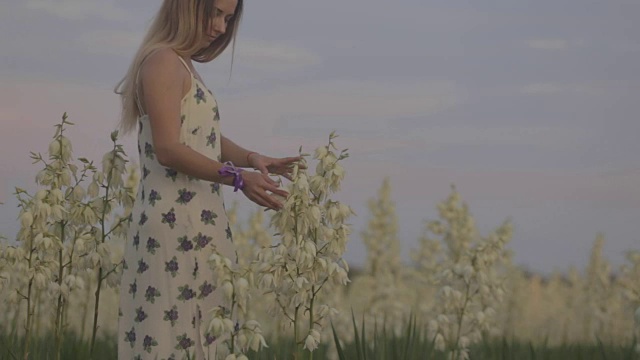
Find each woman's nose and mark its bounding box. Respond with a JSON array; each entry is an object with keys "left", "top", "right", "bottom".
[{"left": 213, "top": 17, "right": 226, "bottom": 35}]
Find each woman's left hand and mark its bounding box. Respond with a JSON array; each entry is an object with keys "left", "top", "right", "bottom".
[{"left": 249, "top": 153, "right": 303, "bottom": 181}]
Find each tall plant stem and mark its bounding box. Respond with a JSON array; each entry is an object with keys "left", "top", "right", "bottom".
[
  {"left": 23, "top": 228, "right": 35, "bottom": 360},
  {"left": 451, "top": 280, "right": 472, "bottom": 360},
  {"left": 90, "top": 145, "right": 117, "bottom": 357},
  {"left": 294, "top": 305, "right": 301, "bottom": 360},
  {"left": 308, "top": 286, "right": 315, "bottom": 360},
  {"left": 89, "top": 266, "right": 103, "bottom": 358},
  {"left": 55, "top": 223, "right": 67, "bottom": 360}
]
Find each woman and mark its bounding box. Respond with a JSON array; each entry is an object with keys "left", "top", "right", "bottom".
[{"left": 114, "top": 0, "right": 300, "bottom": 358}]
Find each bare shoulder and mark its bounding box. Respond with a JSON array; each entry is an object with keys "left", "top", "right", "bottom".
[{"left": 140, "top": 47, "right": 185, "bottom": 82}]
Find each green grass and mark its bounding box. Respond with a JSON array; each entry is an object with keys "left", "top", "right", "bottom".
[
  {"left": 0, "top": 330, "right": 637, "bottom": 360},
  {"left": 0, "top": 331, "right": 116, "bottom": 360}
]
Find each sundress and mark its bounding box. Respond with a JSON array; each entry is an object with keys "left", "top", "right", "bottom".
[{"left": 118, "top": 50, "right": 237, "bottom": 360}]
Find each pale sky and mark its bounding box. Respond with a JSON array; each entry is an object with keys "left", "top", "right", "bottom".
[{"left": 1, "top": 0, "right": 639, "bottom": 275}]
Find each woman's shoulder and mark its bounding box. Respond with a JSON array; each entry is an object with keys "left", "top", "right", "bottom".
[{"left": 140, "top": 47, "right": 186, "bottom": 80}]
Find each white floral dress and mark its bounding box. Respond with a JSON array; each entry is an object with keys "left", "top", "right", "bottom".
[{"left": 118, "top": 51, "right": 236, "bottom": 360}]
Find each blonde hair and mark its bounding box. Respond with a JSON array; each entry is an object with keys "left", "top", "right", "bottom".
[{"left": 114, "top": 0, "right": 243, "bottom": 135}]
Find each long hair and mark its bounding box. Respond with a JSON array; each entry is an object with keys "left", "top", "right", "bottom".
[{"left": 114, "top": 0, "right": 243, "bottom": 135}]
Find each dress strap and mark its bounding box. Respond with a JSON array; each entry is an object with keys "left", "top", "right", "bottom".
[
  {"left": 135, "top": 50, "right": 194, "bottom": 117},
  {"left": 174, "top": 54, "right": 194, "bottom": 78}
]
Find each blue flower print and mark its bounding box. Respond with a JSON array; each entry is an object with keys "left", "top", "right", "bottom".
[
  {"left": 177, "top": 285, "right": 196, "bottom": 302},
  {"left": 200, "top": 209, "right": 217, "bottom": 225},
  {"left": 133, "top": 231, "right": 140, "bottom": 250},
  {"left": 129, "top": 279, "right": 137, "bottom": 298},
  {"left": 143, "top": 335, "right": 158, "bottom": 353},
  {"left": 161, "top": 207, "right": 177, "bottom": 229},
  {"left": 176, "top": 189, "right": 196, "bottom": 205},
  {"left": 194, "top": 86, "right": 206, "bottom": 104},
  {"left": 124, "top": 326, "right": 136, "bottom": 348},
  {"left": 206, "top": 129, "right": 216, "bottom": 148},
  {"left": 137, "top": 259, "right": 149, "bottom": 274},
  {"left": 176, "top": 235, "right": 193, "bottom": 253},
  {"left": 204, "top": 332, "right": 217, "bottom": 346},
  {"left": 144, "top": 142, "right": 154, "bottom": 159},
  {"left": 165, "top": 168, "right": 178, "bottom": 181},
  {"left": 213, "top": 106, "right": 220, "bottom": 121},
  {"left": 145, "top": 286, "right": 161, "bottom": 304},
  {"left": 164, "top": 305, "right": 179, "bottom": 326},
  {"left": 148, "top": 189, "right": 161, "bottom": 206},
  {"left": 193, "top": 232, "right": 212, "bottom": 251},
  {"left": 165, "top": 256, "right": 179, "bottom": 277},
  {"left": 226, "top": 222, "right": 233, "bottom": 241},
  {"left": 146, "top": 237, "right": 160, "bottom": 254},
  {"left": 198, "top": 281, "right": 215, "bottom": 299},
  {"left": 138, "top": 211, "right": 148, "bottom": 226},
  {"left": 134, "top": 306, "right": 147, "bottom": 323}
]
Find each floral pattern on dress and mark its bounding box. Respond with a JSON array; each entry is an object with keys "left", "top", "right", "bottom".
[{"left": 118, "top": 53, "right": 236, "bottom": 359}]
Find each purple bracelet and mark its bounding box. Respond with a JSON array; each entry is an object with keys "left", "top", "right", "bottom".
[{"left": 218, "top": 161, "right": 245, "bottom": 192}]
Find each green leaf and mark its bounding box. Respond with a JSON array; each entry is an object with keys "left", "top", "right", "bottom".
[
  {"left": 351, "top": 309, "right": 363, "bottom": 360},
  {"left": 330, "top": 321, "right": 346, "bottom": 360}
]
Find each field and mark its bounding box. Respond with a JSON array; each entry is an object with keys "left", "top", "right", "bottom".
[{"left": 0, "top": 117, "right": 638, "bottom": 359}]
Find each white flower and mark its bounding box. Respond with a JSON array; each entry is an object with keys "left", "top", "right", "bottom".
[
  {"left": 459, "top": 336, "right": 470, "bottom": 348},
  {"left": 20, "top": 211, "right": 34, "bottom": 228},
  {"left": 304, "top": 334, "right": 319, "bottom": 351},
  {"left": 314, "top": 146, "right": 328, "bottom": 159},
  {"left": 434, "top": 333, "right": 446, "bottom": 351},
  {"left": 209, "top": 317, "right": 224, "bottom": 337},
  {"left": 248, "top": 332, "right": 267, "bottom": 351},
  {"left": 221, "top": 280, "right": 234, "bottom": 302},
  {"left": 48, "top": 140, "right": 61, "bottom": 156},
  {"left": 87, "top": 181, "right": 100, "bottom": 198}
]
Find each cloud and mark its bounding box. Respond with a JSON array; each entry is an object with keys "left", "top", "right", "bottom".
[
  {"left": 24, "top": 0, "right": 131, "bottom": 21},
  {"left": 520, "top": 83, "right": 605, "bottom": 95},
  {"left": 217, "top": 79, "right": 458, "bottom": 142},
  {"left": 209, "top": 39, "right": 321, "bottom": 74},
  {"left": 77, "top": 30, "right": 144, "bottom": 56},
  {"left": 528, "top": 38, "right": 569, "bottom": 50}
]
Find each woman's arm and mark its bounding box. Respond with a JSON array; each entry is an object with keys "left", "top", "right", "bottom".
[
  {"left": 220, "top": 135, "right": 257, "bottom": 168},
  {"left": 139, "top": 48, "right": 287, "bottom": 210},
  {"left": 140, "top": 48, "right": 234, "bottom": 186}
]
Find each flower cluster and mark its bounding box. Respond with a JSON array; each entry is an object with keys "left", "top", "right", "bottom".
[
  {"left": 0, "top": 114, "right": 135, "bottom": 358},
  {"left": 422, "top": 186, "right": 513, "bottom": 360},
  {"left": 347, "top": 177, "right": 411, "bottom": 339},
  {"left": 207, "top": 248, "right": 267, "bottom": 359},
  {"left": 255, "top": 132, "right": 352, "bottom": 356}
]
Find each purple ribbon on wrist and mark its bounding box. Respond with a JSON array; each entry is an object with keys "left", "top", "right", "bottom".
[{"left": 218, "top": 161, "right": 245, "bottom": 192}]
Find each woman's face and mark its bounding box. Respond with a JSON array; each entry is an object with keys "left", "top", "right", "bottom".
[{"left": 203, "top": 0, "right": 237, "bottom": 46}]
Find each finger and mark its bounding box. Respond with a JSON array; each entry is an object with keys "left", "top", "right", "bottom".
[
  {"left": 286, "top": 156, "right": 303, "bottom": 164},
  {"left": 247, "top": 192, "right": 272, "bottom": 210},
  {"left": 257, "top": 191, "right": 282, "bottom": 210},
  {"left": 266, "top": 186, "right": 289, "bottom": 198},
  {"left": 256, "top": 166, "right": 269, "bottom": 176},
  {"left": 261, "top": 174, "right": 280, "bottom": 187}
]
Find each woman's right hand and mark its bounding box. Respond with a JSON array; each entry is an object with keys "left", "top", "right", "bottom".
[{"left": 240, "top": 171, "right": 288, "bottom": 211}]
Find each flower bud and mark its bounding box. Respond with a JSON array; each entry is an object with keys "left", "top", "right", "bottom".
[
  {"left": 20, "top": 211, "right": 34, "bottom": 228},
  {"left": 222, "top": 281, "right": 233, "bottom": 301},
  {"left": 304, "top": 334, "right": 319, "bottom": 351},
  {"left": 434, "top": 333, "right": 445, "bottom": 351},
  {"left": 49, "top": 140, "right": 61, "bottom": 156}
]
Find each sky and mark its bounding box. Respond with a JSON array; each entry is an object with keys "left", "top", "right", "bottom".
[{"left": 1, "top": 0, "right": 639, "bottom": 275}]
